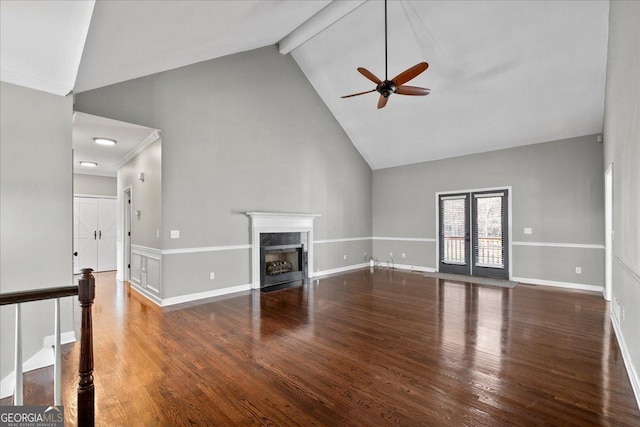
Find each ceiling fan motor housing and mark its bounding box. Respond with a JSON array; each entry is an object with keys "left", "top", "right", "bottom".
[{"left": 377, "top": 80, "right": 397, "bottom": 98}]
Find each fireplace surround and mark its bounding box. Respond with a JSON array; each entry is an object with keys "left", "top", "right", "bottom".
[
  {"left": 246, "top": 212, "right": 320, "bottom": 289},
  {"left": 260, "top": 232, "right": 306, "bottom": 288}
]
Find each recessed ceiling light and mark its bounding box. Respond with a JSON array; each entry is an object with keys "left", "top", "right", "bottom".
[
  {"left": 93, "top": 137, "right": 117, "bottom": 146},
  {"left": 79, "top": 161, "right": 98, "bottom": 167}
]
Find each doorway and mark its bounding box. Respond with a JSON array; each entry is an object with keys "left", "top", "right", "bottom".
[{"left": 438, "top": 188, "right": 510, "bottom": 279}]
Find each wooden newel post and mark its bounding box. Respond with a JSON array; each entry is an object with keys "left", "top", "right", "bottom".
[{"left": 77, "top": 268, "right": 95, "bottom": 427}]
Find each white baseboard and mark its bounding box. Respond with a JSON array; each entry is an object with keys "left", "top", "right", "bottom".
[
  {"left": 160, "top": 284, "right": 252, "bottom": 307},
  {"left": 129, "top": 283, "right": 162, "bottom": 306},
  {"left": 610, "top": 311, "right": 640, "bottom": 411},
  {"left": 0, "top": 330, "right": 76, "bottom": 399},
  {"left": 312, "top": 263, "right": 369, "bottom": 278},
  {"left": 378, "top": 262, "right": 436, "bottom": 273},
  {"left": 511, "top": 276, "right": 603, "bottom": 293},
  {"left": 312, "top": 262, "right": 435, "bottom": 278}
]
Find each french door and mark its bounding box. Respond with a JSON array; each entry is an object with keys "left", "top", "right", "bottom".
[
  {"left": 73, "top": 197, "right": 117, "bottom": 274},
  {"left": 438, "top": 189, "right": 509, "bottom": 279}
]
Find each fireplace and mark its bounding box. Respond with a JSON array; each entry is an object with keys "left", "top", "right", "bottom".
[
  {"left": 260, "top": 232, "right": 307, "bottom": 288},
  {"left": 246, "top": 212, "right": 319, "bottom": 290}
]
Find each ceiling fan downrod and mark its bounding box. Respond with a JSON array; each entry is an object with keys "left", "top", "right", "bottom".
[{"left": 384, "top": 0, "right": 388, "bottom": 81}]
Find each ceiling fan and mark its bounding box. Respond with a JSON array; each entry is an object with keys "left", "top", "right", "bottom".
[{"left": 341, "top": 0, "right": 430, "bottom": 109}]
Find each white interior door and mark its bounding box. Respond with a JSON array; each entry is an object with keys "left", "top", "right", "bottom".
[
  {"left": 97, "top": 198, "right": 117, "bottom": 271},
  {"left": 73, "top": 197, "right": 98, "bottom": 274}
]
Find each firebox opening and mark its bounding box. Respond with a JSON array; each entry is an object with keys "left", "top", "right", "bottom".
[
  {"left": 265, "top": 249, "right": 300, "bottom": 276},
  {"left": 259, "top": 232, "right": 307, "bottom": 289}
]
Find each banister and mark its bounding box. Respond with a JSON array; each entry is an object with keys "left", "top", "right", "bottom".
[
  {"left": 0, "top": 286, "right": 79, "bottom": 306},
  {"left": 1, "top": 268, "right": 95, "bottom": 427},
  {"left": 77, "top": 268, "right": 95, "bottom": 427}
]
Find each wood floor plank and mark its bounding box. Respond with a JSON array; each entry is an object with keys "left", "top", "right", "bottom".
[{"left": 2, "top": 269, "right": 639, "bottom": 426}]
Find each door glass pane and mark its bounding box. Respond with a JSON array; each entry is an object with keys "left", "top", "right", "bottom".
[
  {"left": 442, "top": 198, "right": 466, "bottom": 264},
  {"left": 475, "top": 196, "right": 503, "bottom": 268}
]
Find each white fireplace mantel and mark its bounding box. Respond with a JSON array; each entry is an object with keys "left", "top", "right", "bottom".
[{"left": 246, "top": 212, "right": 320, "bottom": 289}]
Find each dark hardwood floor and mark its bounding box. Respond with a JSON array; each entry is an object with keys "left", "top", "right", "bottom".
[{"left": 2, "top": 269, "right": 639, "bottom": 426}]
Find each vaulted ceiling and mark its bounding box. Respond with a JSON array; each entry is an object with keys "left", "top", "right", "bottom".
[{"left": 0, "top": 0, "right": 609, "bottom": 171}]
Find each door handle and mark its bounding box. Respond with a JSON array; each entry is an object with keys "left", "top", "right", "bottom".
[
  {"left": 465, "top": 233, "right": 470, "bottom": 242},
  {"left": 73, "top": 251, "right": 78, "bottom": 257},
  {"left": 94, "top": 231, "right": 97, "bottom": 240},
  {"left": 99, "top": 230, "right": 102, "bottom": 239}
]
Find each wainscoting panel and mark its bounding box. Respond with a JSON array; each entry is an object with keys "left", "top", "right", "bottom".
[{"left": 131, "top": 245, "right": 162, "bottom": 297}]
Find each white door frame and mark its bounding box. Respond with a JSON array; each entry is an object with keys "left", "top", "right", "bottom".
[
  {"left": 604, "top": 163, "right": 613, "bottom": 301},
  {"left": 123, "top": 187, "right": 132, "bottom": 282}
]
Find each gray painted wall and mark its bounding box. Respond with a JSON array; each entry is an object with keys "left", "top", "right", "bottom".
[
  {"left": 1, "top": 82, "right": 74, "bottom": 379},
  {"left": 603, "top": 0, "right": 640, "bottom": 395},
  {"left": 117, "top": 139, "right": 162, "bottom": 249},
  {"left": 373, "top": 135, "right": 604, "bottom": 286},
  {"left": 73, "top": 173, "right": 117, "bottom": 197},
  {"left": 75, "top": 45, "right": 372, "bottom": 299}
]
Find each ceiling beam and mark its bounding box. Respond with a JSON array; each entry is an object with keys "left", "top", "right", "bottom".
[{"left": 278, "top": 0, "right": 368, "bottom": 55}]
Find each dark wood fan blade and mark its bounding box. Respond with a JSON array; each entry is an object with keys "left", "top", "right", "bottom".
[
  {"left": 377, "top": 96, "right": 388, "bottom": 109},
  {"left": 341, "top": 89, "right": 377, "bottom": 99},
  {"left": 392, "top": 62, "right": 429, "bottom": 86},
  {"left": 358, "top": 67, "right": 382, "bottom": 84},
  {"left": 395, "top": 85, "right": 431, "bottom": 96}
]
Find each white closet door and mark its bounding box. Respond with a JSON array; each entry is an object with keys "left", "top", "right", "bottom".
[
  {"left": 73, "top": 197, "right": 98, "bottom": 274},
  {"left": 97, "top": 198, "right": 117, "bottom": 271}
]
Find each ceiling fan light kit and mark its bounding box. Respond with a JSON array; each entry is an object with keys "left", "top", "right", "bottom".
[{"left": 341, "top": 0, "right": 430, "bottom": 109}]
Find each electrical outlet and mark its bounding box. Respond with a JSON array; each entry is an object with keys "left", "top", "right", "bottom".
[
  {"left": 575, "top": 266, "right": 582, "bottom": 274},
  {"left": 156, "top": 230, "right": 160, "bottom": 238},
  {"left": 209, "top": 272, "right": 215, "bottom": 280},
  {"left": 524, "top": 228, "right": 532, "bottom": 235},
  {"left": 170, "top": 230, "right": 180, "bottom": 239},
  {"left": 389, "top": 252, "right": 393, "bottom": 258},
  {"left": 343, "top": 254, "right": 347, "bottom": 260},
  {"left": 402, "top": 253, "right": 406, "bottom": 259}
]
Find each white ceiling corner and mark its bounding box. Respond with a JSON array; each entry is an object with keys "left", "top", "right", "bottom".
[
  {"left": 278, "top": 0, "right": 367, "bottom": 55},
  {"left": 0, "top": 0, "right": 95, "bottom": 96}
]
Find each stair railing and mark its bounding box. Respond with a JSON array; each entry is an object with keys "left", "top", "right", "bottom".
[{"left": 0, "top": 268, "right": 95, "bottom": 427}]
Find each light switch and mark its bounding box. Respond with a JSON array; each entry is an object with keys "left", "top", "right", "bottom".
[
  {"left": 170, "top": 230, "right": 180, "bottom": 239},
  {"left": 524, "top": 228, "right": 532, "bottom": 235}
]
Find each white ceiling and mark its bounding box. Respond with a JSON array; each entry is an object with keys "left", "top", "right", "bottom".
[
  {"left": 73, "top": 112, "right": 158, "bottom": 177},
  {"left": 292, "top": 0, "right": 609, "bottom": 168},
  {"left": 74, "top": 0, "right": 330, "bottom": 92},
  {"left": 1, "top": 1, "right": 610, "bottom": 171}
]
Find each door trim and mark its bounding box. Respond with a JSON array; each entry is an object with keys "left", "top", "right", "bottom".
[
  {"left": 123, "top": 186, "right": 132, "bottom": 282},
  {"left": 604, "top": 163, "right": 613, "bottom": 301},
  {"left": 435, "top": 186, "right": 512, "bottom": 280},
  {"left": 438, "top": 192, "right": 471, "bottom": 274},
  {"left": 471, "top": 189, "right": 509, "bottom": 279}
]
